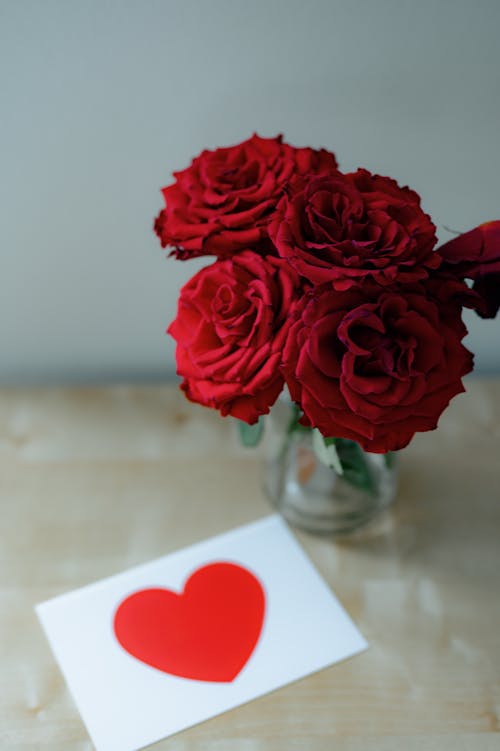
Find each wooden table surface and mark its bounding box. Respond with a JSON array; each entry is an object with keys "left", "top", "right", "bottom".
[{"left": 1, "top": 380, "right": 500, "bottom": 750}]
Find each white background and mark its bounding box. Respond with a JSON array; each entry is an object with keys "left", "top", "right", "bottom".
[
  {"left": 36, "top": 516, "right": 367, "bottom": 751},
  {"left": 1, "top": 0, "right": 500, "bottom": 383}
]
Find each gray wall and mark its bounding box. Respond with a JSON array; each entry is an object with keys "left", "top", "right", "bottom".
[{"left": 2, "top": 0, "right": 499, "bottom": 384}]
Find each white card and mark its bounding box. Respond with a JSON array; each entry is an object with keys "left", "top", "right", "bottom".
[{"left": 36, "top": 515, "right": 367, "bottom": 751}]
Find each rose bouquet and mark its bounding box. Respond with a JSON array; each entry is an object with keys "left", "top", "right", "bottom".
[{"left": 154, "top": 134, "right": 499, "bottom": 512}]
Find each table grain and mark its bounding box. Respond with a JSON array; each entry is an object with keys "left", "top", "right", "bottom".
[{"left": 1, "top": 380, "right": 499, "bottom": 750}]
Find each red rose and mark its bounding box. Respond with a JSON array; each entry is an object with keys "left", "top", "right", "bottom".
[
  {"left": 269, "top": 169, "right": 439, "bottom": 290},
  {"left": 154, "top": 134, "right": 338, "bottom": 259},
  {"left": 437, "top": 221, "right": 500, "bottom": 318},
  {"left": 425, "top": 270, "right": 486, "bottom": 320},
  {"left": 282, "top": 284, "right": 472, "bottom": 452},
  {"left": 168, "top": 250, "right": 299, "bottom": 423}
]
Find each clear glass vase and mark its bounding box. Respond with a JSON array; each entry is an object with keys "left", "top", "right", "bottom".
[{"left": 262, "top": 395, "right": 398, "bottom": 535}]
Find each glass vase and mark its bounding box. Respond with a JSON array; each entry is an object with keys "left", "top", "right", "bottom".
[{"left": 262, "top": 395, "right": 398, "bottom": 535}]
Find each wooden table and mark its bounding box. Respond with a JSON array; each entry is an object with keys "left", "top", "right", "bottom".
[{"left": 1, "top": 380, "right": 500, "bottom": 750}]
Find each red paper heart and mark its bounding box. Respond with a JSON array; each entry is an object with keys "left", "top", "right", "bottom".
[{"left": 113, "top": 562, "right": 265, "bottom": 682}]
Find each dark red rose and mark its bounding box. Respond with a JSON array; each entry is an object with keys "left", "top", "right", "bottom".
[
  {"left": 425, "top": 270, "right": 486, "bottom": 321},
  {"left": 282, "top": 284, "right": 472, "bottom": 452},
  {"left": 437, "top": 221, "right": 500, "bottom": 318},
  {"left": 168, "top": 250, "right": 299, "bottom": 423},
  {"left": 154, "top": 134, "right": 338, "bottom": 259},
  {"left": 269, "top": 169, "right": 439, "bottom": 291}
]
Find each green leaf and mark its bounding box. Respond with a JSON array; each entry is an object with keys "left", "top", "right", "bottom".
[
  {"left": 335, "top": 439, "right": 377, "bottom": 496},
  {"left": 237, "top": 417, "right": 265, "bottom": 447},
  {"left": 323, "top": 436, "right": 338, "bottom": 447},
  {"left": 286, "top": 403, "right": 311, "bottom": 435},
  {"left": 312, "top": 430, "right": 343, "bottom": 474},
  {"left": 384, "top": 451, "right": 396, "bottom": 469}
]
